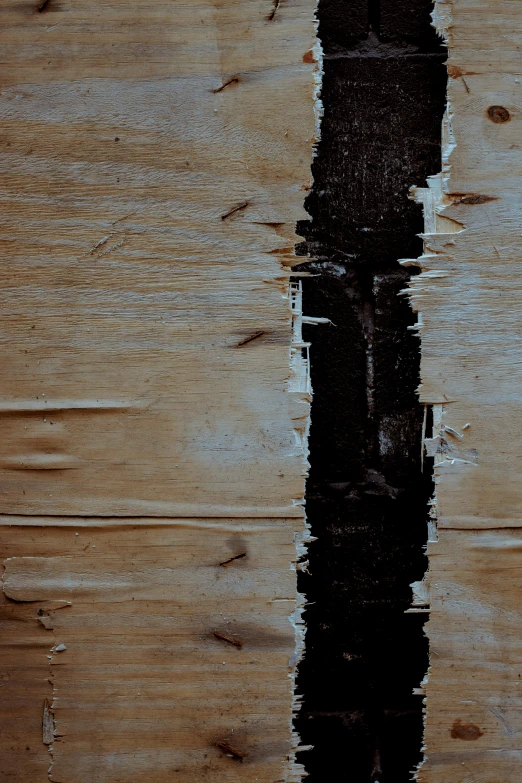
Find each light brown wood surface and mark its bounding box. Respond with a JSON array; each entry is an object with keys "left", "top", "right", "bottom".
[
  {"left": 0, "top": 0, "right": 318, "bottom": 779},
  {"left": 1, "top": 522, "right": 307, "bottom": 781},
  {"left": 409, "top": 1, "right": 522, "bottom": 779},
  {"left": 0, "top": 0, "right": 316, "bottom": 518}
]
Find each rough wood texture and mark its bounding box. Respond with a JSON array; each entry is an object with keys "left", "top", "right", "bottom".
[
  {"left": 0, "top": 0, "right": 316, "bottom": 518},
  {"left": 420, "top": 529, "right": 522, "bottom": 781},
  {"left": 0, "top": 0, "right": 317, "bottom": 779},
  {"left": 1, "top": 522, "right": 306, "bottom": 782},
  {"left": 407, "top": 1, "right": 522, "bottom": 779}
]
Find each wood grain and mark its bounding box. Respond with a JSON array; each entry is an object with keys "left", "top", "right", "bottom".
[
  {"left": 409, "top": 1, "right": 522, "bottom": 779},
  {"left": 0, "top": 0, "right": 316, "bottom": 517},
  {"left": 0, "top": 522, "right": 307, "bottom": 782},
  {"left": 0, "top": 0, "right": 317, "bottom": 779},
  {"left": 419, "top": 530, "right": 522, "bottom": 781}
]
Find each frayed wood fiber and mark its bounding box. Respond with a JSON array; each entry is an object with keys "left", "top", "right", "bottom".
[{"left": 405, "top": 1, "right": 522, "bottom": 779}]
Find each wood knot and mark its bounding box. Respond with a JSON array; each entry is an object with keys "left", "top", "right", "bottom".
[
  {"left": 487, "top": 105, "right": 511, "bottom": 124},
  {"left": 450, "top": 719, "right": 484, "bottom": 741},
  {"left": 447, "top": 65, "right": 463, "bottom": 78}
]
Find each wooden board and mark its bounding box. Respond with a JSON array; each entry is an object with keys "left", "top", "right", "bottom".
[
  {"left": 418, "top": 529, "right": 522, "bottom": 781},
  {"left": 0, "top": 522, "right": 307, "bottom": 782},
  {"left": 0, "top": 0, "right": 318, "bottom": 779},
  {"left": 0, "top": 0, "right": 317, "bottom": 518},
  {"left": 407, "top": 1, "right": 522, "bottom": 779}
]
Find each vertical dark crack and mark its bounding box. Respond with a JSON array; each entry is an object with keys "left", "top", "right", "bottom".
[
  {"left": 293, "top": 1, "right": 446, "bottom": 780},
  {"left": 368, "top": 0, "right": 381, "bottom": 34}
]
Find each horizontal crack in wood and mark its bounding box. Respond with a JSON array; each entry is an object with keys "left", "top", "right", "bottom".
[
  {"left": 220, "top": 201, "right": 250, "bottom": 220},
  {"left": 213, "top": 631, "right": 243, "bottom": 649},
  {"left": 219, "top": 552, "right": 247, "bottom": 567},
  {"left": 213, "top": 77, "right": 240, "bottom": 93},
  {"left": 236, "top": 331, "right": 265, "bottom": 347},
  {"left": 216, "top": 740, "right": 246, "bottom": 760}
]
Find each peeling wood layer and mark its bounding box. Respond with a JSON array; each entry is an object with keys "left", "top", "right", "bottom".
[
  {"left": 406, "top": 1, "right": 522, "bottom": 779},
  {"left": 0, "top": 0, "right": 318, "bottom": 779}
]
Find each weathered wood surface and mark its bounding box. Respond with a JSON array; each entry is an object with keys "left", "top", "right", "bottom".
[
  {"left": 0, "top": 0, "right": 316, "bottom": 518},
  {"left": 408, "top": 1, "right": 522, "bottom": 779},
  {"left": 1, "top": 522, "right": 306, "bottom": 781},
  {"left": 0, "top": 0, "right": 317, "bottom": 779},
  {"left": 419, "top": 530, "right": 522, "bottom": 781}
]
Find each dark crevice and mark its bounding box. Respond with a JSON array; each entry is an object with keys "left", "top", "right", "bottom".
[
  {"left": 368, "top": 0, "right": 381, "bottom": 34},
  {"left": 293, "top": 1, "right": 445, "bottom": 780}
]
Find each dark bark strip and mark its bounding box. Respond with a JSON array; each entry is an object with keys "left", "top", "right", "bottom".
[{"left": 294, "top": 2, "right": 446, "bottom": 780}]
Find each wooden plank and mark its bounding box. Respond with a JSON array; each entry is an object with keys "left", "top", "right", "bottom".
[
  {"left": 0, "top": 0, "right": 316, "bottom": 517},
  {"left": 0, "top": 0, "right": 317, "bottom": 779},
  {"left": 418, "top": 529, "right": 522, "bottom": 781},
  {"left": 408, "top": 1, "right": 522, "bottom": 779},
  {"left": 408, "top": 12, "right": 522, "bottom": 531},
  {"left": 0, "top": 522, "right": 307, "bottom": 782}
]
